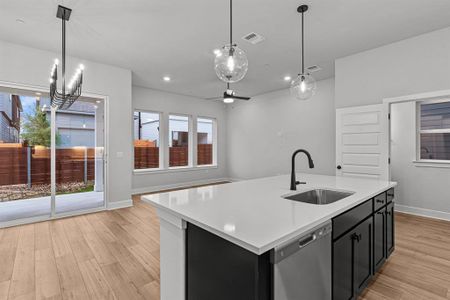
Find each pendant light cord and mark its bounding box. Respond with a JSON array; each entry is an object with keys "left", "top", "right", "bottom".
[
  {"left": 301, "top": 10, "right": 304, "bottom": 75},
  {"left": 62, "top": 16, "right": 66, "bottom": 96},
  {"left": 230, "top": 0, "right": 233, "bottom": 46}
]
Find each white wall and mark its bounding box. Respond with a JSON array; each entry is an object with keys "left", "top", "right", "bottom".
[
  {"left": 0, "top": 40, "right": 132, "bottom": 205},
  {"left": 335, "top": 27, "right": 450, "bottom": 218},
  {"left": 132, "top": 86, "right": 228, "bottom": 193},
  {"left": 391, "top": 102, "right": 450, "bottom": 218},
  {"left": 226, "top": 78, "right": 336, "bottom": 180},
  {"left": 335, "top": 27, "right": 450, "bottom": 108}
]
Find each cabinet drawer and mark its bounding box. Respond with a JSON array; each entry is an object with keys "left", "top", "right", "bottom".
[
  {"left": 374, "top": 192, "right": 387, "bottom": 211},
  {"left": 333, "top": 199, "right": 373, "bottom": 239},
  {"left": 386, "top": 188, "right": 394, "bottom": 203}
]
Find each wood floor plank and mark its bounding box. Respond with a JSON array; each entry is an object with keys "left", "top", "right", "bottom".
[
  {"left": 54, "top": 253, "right": 89, "bottom": 300},
  {"left": 35, "top": 222, "right": 53, "bottom": 251},
  {"left": 49, "top": 221, "right": 72, "bottom": 258},
  {"left": 61, "top": 218, "right": 95, "bottom": 264},
  {"left": 137, "top": 281, "right": 160, "bottom": 300},
  {"left": 0, "top": 281, "right": 10, "bottom": 300},
  {"left": 75, "top": 217, "right": 117, "bottom": 266},
  {"left": 35, "top": 248, "right": 62, "bottom": 300},
  {"left": 8, "top": 225, "right": 35, "bottom": 300},
  {"left": 0, "top": 227, "right": 20, "bottom": 283},
  {"left": 78, "top": 258, "right": 116, "bottom": 300},
  {"left": 100, "top": 263, "right": 143, "bottom": 300}
]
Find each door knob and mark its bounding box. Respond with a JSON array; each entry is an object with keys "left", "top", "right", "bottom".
[{"left": 337, "top": 165, "right": 342, "bottom": 170}]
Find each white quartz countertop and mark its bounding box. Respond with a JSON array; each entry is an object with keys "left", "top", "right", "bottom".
[{"left": 142, "top": 173, "right": 397, "bottom": 255}]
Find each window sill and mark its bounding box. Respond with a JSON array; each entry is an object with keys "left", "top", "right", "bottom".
[
  {"left": 133, "top": 165, "right": 218, "bottom": 175},
  {"left": 412, "top": 160, "right": 450, "bottom": 168}
]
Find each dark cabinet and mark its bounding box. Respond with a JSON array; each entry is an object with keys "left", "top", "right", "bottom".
[
  {"left": 333, "top": 188, "right": 395, "bottom": 300},
  {"left": 354, "top": 218, "right": 373, "bottom": 294},
  {"left": 373, "top": 208, "right": 386, "bottom": 271},
  {"left": 386, "top": 202, "right": 395, "bottom": 256},
  {"left": 333, "top": 217, "right": 373, "bottom": 300}
]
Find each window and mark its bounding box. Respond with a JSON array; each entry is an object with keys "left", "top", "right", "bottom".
[
  {"left": 134, "top": 111, "right": 160, "bottom": 169},
  {"left": 197, "top": 118, "right": 215, "bottom": 165},
  {"left": 418, "top": 100, "right": 450, "bottom": 161},
  {"left": 169, "top": 115, "right": 190, "bottom": 167}
]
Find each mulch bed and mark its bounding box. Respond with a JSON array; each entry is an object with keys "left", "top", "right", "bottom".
[{"left": 0, "top": 181, "right": 94, "bottom": 202}]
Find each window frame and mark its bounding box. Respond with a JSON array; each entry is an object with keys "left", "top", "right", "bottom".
[
  {"left": 167, "top": 113, "right": 193, "bottom": 169},
  {"left": 133, "top": 110, "right": 163, "bottom": 171},
  {"left": 133, "top": 111, "right": 219, "bottom": 174},
  {"left": 196, "top": 116, "right": 218, "bottom": 167},
  {"left": 415, "top": 98, "right": 450, "bottom": 166}
]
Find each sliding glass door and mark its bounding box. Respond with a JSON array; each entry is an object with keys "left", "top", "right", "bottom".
[
  {"left": 0, "top": 93, "right": 52, "bottom": 224},
  {"left": 54, "top": 98, "right": 105, "bottom": 215},
  {"left": 0, "top": 87, "right": 105, "bottom": 226}
]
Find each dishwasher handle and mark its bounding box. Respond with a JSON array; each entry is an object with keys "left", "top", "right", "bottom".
[
  {"left": 272, "top": 222, "right": 332, "bottom": 264},
  {"left": 298, "top": 233, "right": 316, "bottom": 248}
]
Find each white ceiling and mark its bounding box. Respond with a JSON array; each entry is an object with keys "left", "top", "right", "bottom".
[{"left": 1, "top": 0, "right": 450, "bottom": 99}]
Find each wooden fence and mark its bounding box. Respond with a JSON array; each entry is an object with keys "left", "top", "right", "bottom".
[
  {"left": 134, "top": 144, "right": 213, "bottom": 169},
  {"left": 0, "top": 145, "right": 95, "bottom": 186},
  {"left": 0, "top": 143, "right": 214, "bottom": 185}
]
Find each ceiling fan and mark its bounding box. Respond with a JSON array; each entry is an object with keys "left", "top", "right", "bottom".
[{"left": 207, "top": 83, "right": 251, "bottom": 103}]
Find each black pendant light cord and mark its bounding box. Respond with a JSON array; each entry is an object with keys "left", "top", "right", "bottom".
[
  {"left": 301, "top": 9, "right": 304, "bottom": 75},
  {"left": 62, "top": 15, "right": 66, "bottom": 96},
  {"left": 229, "top": 0, "right": 233, "bottom": 46}
]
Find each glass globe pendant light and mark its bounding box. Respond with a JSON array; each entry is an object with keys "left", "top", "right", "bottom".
[
  {"left": 214, "top": 0, "right": 248, "bottom": 83},
  {"left": 290, "top": 5, "right": 316, "bottom": 100}
]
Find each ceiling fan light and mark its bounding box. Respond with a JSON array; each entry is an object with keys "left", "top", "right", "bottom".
[
  {"left": 223, "top": 97, "right": 235, "bottom": 104},
  {"left": 290, "top": 73, "right": 316, "bottom": 100},
  {"left": 214, "top": 45, "right": 248, "bottom": 83}
]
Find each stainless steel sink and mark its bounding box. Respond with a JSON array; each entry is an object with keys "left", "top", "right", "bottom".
[{"left": 283, "top": 189, "right": 354, "bottom": 205}]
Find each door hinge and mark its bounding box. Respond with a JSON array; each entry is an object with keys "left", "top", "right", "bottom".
[
  {"left": 388, "top": 113, "right": 391, "bottom": 120},
  {"left": 388, "top": 158, "right": 391, "bottom": 164}
]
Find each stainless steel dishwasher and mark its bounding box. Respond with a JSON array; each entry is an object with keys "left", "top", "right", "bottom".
[{"left": 272, "top": 221, "right": 332, "bottom": 300}]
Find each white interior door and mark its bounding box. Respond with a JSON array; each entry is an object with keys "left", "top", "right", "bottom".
[{"left": 336, "top": 104, "right": 389, "bottom": 180}]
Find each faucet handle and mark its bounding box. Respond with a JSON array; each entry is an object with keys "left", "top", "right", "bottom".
[{"left": 297, "top": 181, "right": 306, "bottom": 185}]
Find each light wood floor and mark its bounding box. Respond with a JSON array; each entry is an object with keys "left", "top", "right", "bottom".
[
  {"left": 360, "top": 212, "right": 450, "bottom": 300},
  {"left": 0, "top": 196, "right": 449, "bottom": 300}
]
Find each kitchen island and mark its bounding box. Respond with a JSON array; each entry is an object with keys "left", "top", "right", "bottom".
[{"left": 142, "top": 173, "right": 397, "bottom": 300}]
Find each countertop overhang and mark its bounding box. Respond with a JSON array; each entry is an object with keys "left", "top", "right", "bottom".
[{"left": 142, "top": 173, "right": 397, "bottom": 255}]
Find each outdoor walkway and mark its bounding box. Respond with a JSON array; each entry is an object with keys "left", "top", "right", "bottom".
[{"left": 0, "top": 191, "right": 104, "bottom": 223}]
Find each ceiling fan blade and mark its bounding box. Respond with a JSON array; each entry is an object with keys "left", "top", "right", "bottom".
[
  {"left": 233, "top": 95, "right": 251, "bottom": 100},
  {"left": 205, "top": 96, "right": 223, "bottom": 100}
]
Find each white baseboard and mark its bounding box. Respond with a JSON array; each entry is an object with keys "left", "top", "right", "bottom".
[
  {"left": 132, "top": 177, "right": 232, "bottom": 195},
  {"left": 395, "top": 204, "right": 450, "bottom": 222},
  {"left": 107, "top": 199, "right": 133, "bottom": 210}
]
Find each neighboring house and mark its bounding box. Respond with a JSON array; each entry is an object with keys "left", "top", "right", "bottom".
[
  {"left": 0, "top": 93, "right": 22, "bottom": 143},
  {"left": 40, "top": 98, "right": 96, "bottom": 147}
]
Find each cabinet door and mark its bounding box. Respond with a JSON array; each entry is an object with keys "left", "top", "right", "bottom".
[
  {"left": 354, "top": 218, "right": 373, "bottom": 294},
  {"left": 333, "top": 230, "right": 356, "bottom": 300},
  {"left": 373, "top": 209, "right": 386, "bottom": 272},
  {"left": 386, "top": 202, "right": 395, "bottom": 257}
]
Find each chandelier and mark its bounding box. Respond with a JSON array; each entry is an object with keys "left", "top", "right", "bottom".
[{"left": 49, "top": 5, "right": 84, "bottom": 110}]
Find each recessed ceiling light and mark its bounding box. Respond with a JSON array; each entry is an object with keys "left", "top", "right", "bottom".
[
  {"left": 284, "top": 76, "right": 292, "bottom": 81},
  {"left": 96, "top": 100, "right": 101, "bottom": 103},
  {"left": 35, "top": 92, "right": 42, "bottom": 96},
  {"left": 163, "top": 76, "right": 171, "bottom": 82}
]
